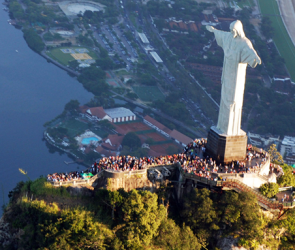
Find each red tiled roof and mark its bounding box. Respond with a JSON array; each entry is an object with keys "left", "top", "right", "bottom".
[
  {"left": 189, "top": 23, "right": 198, "bottom": 32},
  {"left": 101, "top": 134, "right": 124, "bottom": 151},
  {"left": 84, "top": 147, "right": 92, "bottom": 154},
  {"left": 169, "top": 21, "right": 178, "bottom": 29},
  {"left": 178, "top": 22, "right": 188, "bottom": 30},
  {"left": 95, "top": 145, "right": 116, "bottom": 157},
  {"left": 169, "top": 129, "right": 193, "bottom": 145},
  {"left": 79, "top": 105, "right": 89, "bottom": 114},
  {"left": 144, "top": 115, "right": 172, "bottom": 134},
  {"left": 88, "top": 107, "right": 107, "bottom": 119}
]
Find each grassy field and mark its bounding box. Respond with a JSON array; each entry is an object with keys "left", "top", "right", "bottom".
[
  {"left": 258, "top": 0, "right": 295, "bottom": 80},
  {"left": 132, "top": 86, "right": 165, "bottom": 102},
  {"left": 46, "top": 47, "right": 98, "bottom": 66},
  {"left": 60, "top": 119, "right": 89, "bottom": 137}
]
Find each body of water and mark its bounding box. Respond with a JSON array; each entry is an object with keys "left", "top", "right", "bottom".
[{"left": 0, "top": 6, "right": 93, "bottom": 214}]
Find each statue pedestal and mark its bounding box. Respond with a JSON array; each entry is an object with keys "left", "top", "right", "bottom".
[{"left": 206, "top": 126, "right": 247, "bottom": 163}]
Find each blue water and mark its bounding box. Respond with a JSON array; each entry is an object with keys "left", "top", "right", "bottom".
[
  {"left": 81, "top": 137, "right": 99, "bottom": 145},
  {"left": 0, "top": 5, "right": 93, "bottom": 214}
]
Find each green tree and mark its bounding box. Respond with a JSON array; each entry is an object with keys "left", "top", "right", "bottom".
[
  {"left": 77, "top": 66, "right": 109, "bottom": 95},
  {"left": 23, "top": 28, "right": 45, "bottom": 53},
  {"left": 96, "top": 57, "right": 114, "bottom": 70},
  {"left": 64, "top": 99, "right": 80, "bottom": 112},
  {"left": 259, "top": 182, "right": 279, "bottom": 198},
  {"left": 122, "top": 132, "right": 141, "bottom": 150},
  {"left": 9, "top": 1, "right": 25, "bottom": 19},
  {"left": 278, "top": 169, "right": 295, "bottom": 187},
  {"left": 77, "top": 34, "right": 93, "bottom": 46},
  {"left": 68, "top": 60, "right": 79, "bottom": 69},
  {"left": 153, "top": 218, "right": 202, "bottom": 250},
  {"left": 268, "top": 144, "right": 284, "bottom": 163},
  {"left": 280, "top": 208, "right": 295, "bottom": 248},
  {"left": 260, "top": 17, "right": 275, "bottom": 39},
  {"left": 118, "top": 190, "right": 166, "bottom": 248},
  {"left": 217, "top": 191, "right": 263, "bottom": 242},
  {"left": 182, "top": 188, "right": 218, "bottom": 243}
]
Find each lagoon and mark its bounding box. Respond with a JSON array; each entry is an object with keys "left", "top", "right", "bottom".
[{"left": 0, "top": 5, "right": 93, "bottom": 214}]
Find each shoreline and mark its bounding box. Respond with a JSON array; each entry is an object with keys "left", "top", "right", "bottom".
[
  {"left": 43, "top": 131, "right": 91, "bottom": 168},
  {"left": 40, "top": 51, "right": 80, "bottom": 77}
]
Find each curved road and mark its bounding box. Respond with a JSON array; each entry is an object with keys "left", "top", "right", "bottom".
[{"left": 277, "top": 0, "right": 295, "bottom": 48}]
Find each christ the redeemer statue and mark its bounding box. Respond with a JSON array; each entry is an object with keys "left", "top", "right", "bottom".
[{"left": 206, "top": 20, "right": 261, "bottom": 136}]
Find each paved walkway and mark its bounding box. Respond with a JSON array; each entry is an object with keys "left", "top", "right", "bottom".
[
  {"left": 190, "top": 147, "right": 271, "bottom": 175},
  {"left": 276, "top": 190, "right": 294, "bottom": 203}
]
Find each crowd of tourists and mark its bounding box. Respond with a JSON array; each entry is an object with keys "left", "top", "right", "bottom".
[
  {"left": 47, "top": 138, "right": 271, "bottom": 183},
  {"left": 47, "top": 168, "right": 94, "bottom": 182}
]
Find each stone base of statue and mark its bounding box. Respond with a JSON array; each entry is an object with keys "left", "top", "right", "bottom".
[{"left": 206, "top": 126, "right": 247, "bottom": 163}]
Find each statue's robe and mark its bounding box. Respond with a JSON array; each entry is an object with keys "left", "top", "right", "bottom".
[{"left": 213, "top": 29, "right": 259, "bottom": 135}]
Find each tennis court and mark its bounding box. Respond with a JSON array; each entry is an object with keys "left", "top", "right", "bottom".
[
  {"left": 71, "top": 53, "right": 92, "bottom": 60},
  {"left": 61, "top": 48, "right": 75, "bottom": 53},
  {"left": 114, "top": 122, "right": 151, "bottom": 134},
  {"left": 132, "top": 86, "right": 165, "bottom": 102},
  {"left": 46, "top": 47, "right": 98, "bottom": 66}
]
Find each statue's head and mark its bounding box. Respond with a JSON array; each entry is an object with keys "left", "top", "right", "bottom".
[{"left": 230, "top": 20, "right": 245, "bottom": 38}]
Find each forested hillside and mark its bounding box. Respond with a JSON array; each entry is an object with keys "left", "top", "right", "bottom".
[{"left": 2, "top": 177, "right": 295, "bottom": 249}]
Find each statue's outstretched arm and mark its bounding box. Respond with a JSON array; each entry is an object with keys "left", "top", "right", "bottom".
[
  {"left": 250, "top": 56, "right": 262, "bottom": 68},
  {"left": 206, "top": 26, "right": 215, "bottom": 32}
]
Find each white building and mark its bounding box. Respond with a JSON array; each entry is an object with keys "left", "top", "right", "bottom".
[
  {"left": 280, "top": 136, "right": 295, "bottom": 157},
  {"left": 80, "top": 106, "right": 136, "bottom": 123},
  {"left": 104, "top": 107, "right": 136, "bottom": 123},
  {"left": 138, "top": 32, "right": 150, "bottom": 44},
  {"left": 150, "top": 51, "right": 163, "bottom": 63},
  {"left": 248, "top": 132, "right": 280, "bottom": 148}
]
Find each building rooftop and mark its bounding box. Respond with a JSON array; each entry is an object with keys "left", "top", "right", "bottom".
[
  {"left": 138, "top": 32, "right": 150, "bottom": 44},
  {"left": 169, "top": 129, "right": 193, "bottom": 145},
  {"left": 150, "top": 51, "right": 163, "bottom": 63},
  {"left": 144, "top": 115, "right": 172, "bottom": 134},
  {"left": 101, "top": 134, "right": 124, "bottom": 151},
  {"left": 87, "top": 107, "right": 107, "bottom": 119},
  {"left": 104, "top": 107, "right": 136, "bottom": 119},
  {"left": 282, "top": 136, "right": 295, "bottom": 146}
]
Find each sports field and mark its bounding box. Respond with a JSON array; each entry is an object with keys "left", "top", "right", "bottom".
[
  {"left": 114, "top": 122, "right": 151, "bottom": 134},
  {"left": 132, "top": 86, "right": 165, "bottom": 102},
  {"left": 46, "top": 47, "right": 97, "bottom": 66},
  {"left": 258, "top": 0, "right": 295, "bottom": 80},
  {"left": 59, "top": 119, "right": 89, "bottom": 137}
]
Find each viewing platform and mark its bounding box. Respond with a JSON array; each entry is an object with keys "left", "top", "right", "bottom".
[{"left": 46, "top": 139, "right": 289, "bottom": 212}]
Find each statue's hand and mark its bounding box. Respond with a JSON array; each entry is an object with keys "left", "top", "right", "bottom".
[
  {"left": 256, "top": 56, "right": 262, "bottom": 65},
  {"left": 206, "top": 26, "right": 215, "bottom": 32},
  {"left": 251, "top": 56, "right": 262, "bottom": 68}
]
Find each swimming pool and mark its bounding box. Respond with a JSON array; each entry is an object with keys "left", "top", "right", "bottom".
[{"left": 81, "top": 137, "right": 99, "bottom": 145}]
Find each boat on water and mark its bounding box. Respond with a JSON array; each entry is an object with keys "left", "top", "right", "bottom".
[{"left": 15, "top": 50, "right": 18, "bottom": 53}]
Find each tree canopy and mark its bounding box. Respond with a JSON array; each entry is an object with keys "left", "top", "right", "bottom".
[
  {"left": 259, "top": 182, "right": 279, "bottom": 198},
  {"left": 122, "top": 132, "right": 141, "bottom": 150},
  {"left": 23, "top": 29, "right": 45, "bottom": 53}
]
